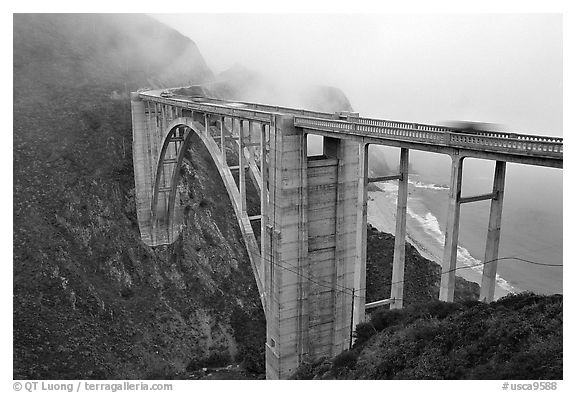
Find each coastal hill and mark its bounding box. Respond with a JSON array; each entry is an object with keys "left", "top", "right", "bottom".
[
  {"left": 14, "top": 13, "right": 263, "bottom": 379},
  {"left": 293, "top": 293, "right": 562, "bottom": 379}
]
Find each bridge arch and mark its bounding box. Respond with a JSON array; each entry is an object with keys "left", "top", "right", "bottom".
[{"left": 151, "top": 117, "right": 265, "bottom": 308}]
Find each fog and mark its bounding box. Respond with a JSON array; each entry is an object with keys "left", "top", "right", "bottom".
[
  {"left": 153, "top": 14, "right": 561, "bottom": 135},
  {"left": 153, "top": 13, "right": 562, "bottom": 180},
  {"left": 152, "top": 14, "right": 562, "bottom": 260}
]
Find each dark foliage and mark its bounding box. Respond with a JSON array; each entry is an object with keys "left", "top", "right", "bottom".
[
  {"left": 295, "top": 293, "right": 562, "bottom": 379},
  {"left": 365, "top": 225, "right": 479, "bottom": 308},
  {"left": 332, "top": 350, "right": 360, "bottom": 370},
  {"left": 13, "top": 14, "right": 264, "bottom": 379}
]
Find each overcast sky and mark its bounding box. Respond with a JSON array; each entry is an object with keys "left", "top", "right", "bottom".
[{"left": 152, "top": 13, "right": 562, "bottom": 137}]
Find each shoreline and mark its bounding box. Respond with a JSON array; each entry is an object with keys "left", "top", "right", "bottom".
[{"left": 367, "top": 188, "right": 511, "bottom": 300}]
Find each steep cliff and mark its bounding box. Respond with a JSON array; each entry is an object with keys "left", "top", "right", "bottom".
[
  {"left": 13, "top": 14, "right": 480, "bottom": 380},
  {"left": 13, "top": 13, "right": 261, "bottom": 379}
]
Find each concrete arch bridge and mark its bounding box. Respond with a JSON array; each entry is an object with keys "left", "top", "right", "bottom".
[{"left": 131, "top": 89, "right": 562, "bottom": 379}]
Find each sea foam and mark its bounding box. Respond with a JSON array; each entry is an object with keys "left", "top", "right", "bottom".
[{"left": 371, "top": 179, "right": 516, "bottom": 295}]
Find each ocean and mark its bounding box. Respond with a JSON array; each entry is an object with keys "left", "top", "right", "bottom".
[{"left": 367, "top": 162, "right": 563, "bottom": 298}]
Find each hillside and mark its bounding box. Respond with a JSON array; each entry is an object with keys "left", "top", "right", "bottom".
[
  {"left": 13, "top": 13, "right": 359, "bottom": 379},
  {"left": 13, "top": 13, "right": 263, "bottom": 379},
  {"left": 13, "top": 13, "right": 482, "bottom": 380},
  {"left": 365, "top": 224, "right": 478, "bottom": 307},
  {"left": 208, "top": 63, "right": 354, "bottom": 112},
  {"left": 293, "top": 293, "right": 563, "bottom": 379}
]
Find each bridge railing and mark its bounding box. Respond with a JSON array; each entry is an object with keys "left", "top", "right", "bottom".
[
  {"left": 195, "top": 98, "right": 337, "bottom": 120},
  {"left": 348, "top": 116, "right": 564, "bottom": 143},
  {"left": 142, "top": 93, "right": 335, "bottom": 123},
  {"left": 140, "top": 93, "right": 275, "bottom": 123},
  {"left": 140, "top": 91, "right": 563, "bottom": 158},
  {"left": 294, "top": 116, "right": 563, "bottom": 157},
  {"left": 447, "top": 133, "right": 563, "bottom": 154}
]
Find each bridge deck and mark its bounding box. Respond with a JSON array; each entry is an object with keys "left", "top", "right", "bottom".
[{"left": 139, "top": 90, "right": 562, "bottom": 168}]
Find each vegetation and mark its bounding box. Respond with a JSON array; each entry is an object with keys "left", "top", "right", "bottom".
[
  {"left": 15, "top": 13, "right": 551, "bottom": 381},
  {"left": 292, "top": 293, "right": 562, "bottom": 379},
  {"left": 13, "top": 13, "right": 260, "bottom": 379},
  {"left": 365, "top": 224, "right": 479, "bottom": 308}
]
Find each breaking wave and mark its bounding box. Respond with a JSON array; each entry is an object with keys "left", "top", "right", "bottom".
[
  {"left": 408, "top": 179, "right": 450, "bottom": 191},
  {"left": 372, "top": 179, "right": 516, "bottom": 294},
  {"left": 405, "top": 206, "right": 516, "bottom": 294}
]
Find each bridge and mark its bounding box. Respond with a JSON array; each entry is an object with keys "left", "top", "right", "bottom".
[{"left": 130, "top": 88, "right": 563, "bottom": 379}]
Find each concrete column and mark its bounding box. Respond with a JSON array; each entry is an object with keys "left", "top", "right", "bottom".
[
  {"left": 130, "top": 93, "right": 154, "bottom": 245},
  {"left": 239, "top": 120, "right": 246, "bottom": 212},
  {"left": 248, "top": 121, "right": 256, "bottom": 166},
  {"left": 152, "top": 103, "right": 160, "bottom": 170},
  {"left": 353, "top": 143, "right": 368, "bottom": 327},
  {"left": 265, "top": 114, "right": 308, "bottom": 380},
  {"left": 220, "top": 116, "right": 226, "bottom": 165},
  {"left": 390, "top": 148, "right": 409, "bottom": 309},
  {"left": 204, "top": 113, "right": 209, "bottom": 135},
  {"left": 439, "top": 155, "right": 464, "bottom": 302},
  {"left": 331, "top": 138, "right": 360, "bottom": 353},
  {"left": 480, "top": 161, "right": 506, "bottom": 302},
  {"left": 260, "top": 123, "right": 269, "bottom": 280}
]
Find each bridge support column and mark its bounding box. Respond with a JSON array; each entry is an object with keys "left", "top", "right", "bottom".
[
  {"left": 329, "top": 138, "right": 360, "bottom": 353},
  {"left": 480, "top": 161, "right": 506, "bottom": 302},
  {"left": 131, "top": 93, "right": 156, "bottom": 245},
  {"left": 260, "top": 123, "right": 269, "bottom": 278},
  {"left": 220, "top": 116, "right": 226, "bottom": 164},
  {"left": 390, "top": 148, "right": 409, "bottom": 309},
  {"left": 239, "top": 120, "right": 246, "bottom": 212},
  {"left": 265, "top": 119, "right": 359, "bottom": 379},
  {"left": 353, "top": 143, "right": 368, "bottom": 328},
  {"left": 440, "top": 155, "right": 464, "bottom": 302},
  {"left": 265, "top": 114, "right": 308, "bottom": 379}
]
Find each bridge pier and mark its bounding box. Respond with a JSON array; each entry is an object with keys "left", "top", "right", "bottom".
[
  {"left": 353, "top": 143, "right": 368, "bottom": 328},
  {"left": 440, "top": 154, "right": 464, "bottom": 302},
  {"left": 440, "top": 156, "right": 509, "bottom": 303},
  {"left": 480, "top": 161, "right": 506, "bottom": 302},
  {"left": 265, "top": 114, "right": 308, "bottom": 379},
  {"left": 220, "top": 116, "right": 226, "bottom": 164},
  {"left": 390, "top": 148, "right": 409, "bottom": 309},
  {"left": 239, "top": 120, "right": 246, "bottom": 212},
  {"left": 265, "top": 116, "right": 359, "bottom": 379},
  {"left": 131, "top": 93, "right": 155, "bottom": 245},
  {"left": 260, "top": 123, "right": 269, "bottom": 281}
]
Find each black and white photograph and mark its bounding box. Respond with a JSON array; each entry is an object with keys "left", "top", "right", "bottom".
[{"left": 8, "top": 1, "right": 569, "bottom": 388}]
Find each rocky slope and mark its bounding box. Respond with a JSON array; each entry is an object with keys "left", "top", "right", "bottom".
[
  {"left": 13, "top": 13, "right": 262, "bottom": 379},
  {"left": 13, "top": 13, "right": 480, "bottom": 380},
  {"left": 365, "top": 225, "right": 478, "bottom": 308}
]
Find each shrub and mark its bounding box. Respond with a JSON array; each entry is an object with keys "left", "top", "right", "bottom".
[
  {"left": 332, "top": 350, "right": 359, "bottom": 369},
  {"left": 354, "top": 321, "right": 378, "bottom": 346},
  {"left": 370, "top": 308, "right": 406, "bottom": 331}
]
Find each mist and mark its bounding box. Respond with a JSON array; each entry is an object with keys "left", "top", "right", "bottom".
[
  {"left": 152, "top": 13, "right": 563, "bottom": 284},
  {"left": 152, "top": 14, "right": 561, "bottom": 132},
  {"left": 152, "top": 13, "right": 562, "bottom": 184}
]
